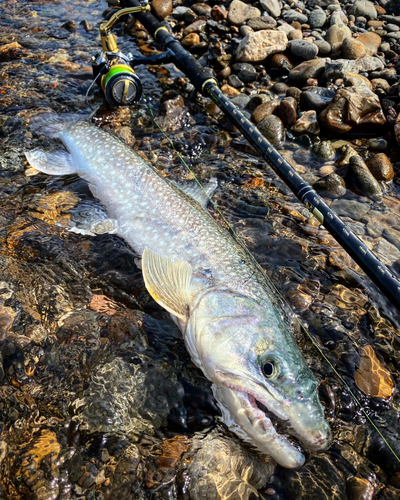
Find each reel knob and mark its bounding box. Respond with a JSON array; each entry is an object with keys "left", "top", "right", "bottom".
[{"left": 101, "top": 64, "right": 142, "bottom": 106}]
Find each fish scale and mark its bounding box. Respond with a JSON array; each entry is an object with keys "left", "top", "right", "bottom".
[{"left": 25, "top": 119, "right": 331, "bottom": 469}]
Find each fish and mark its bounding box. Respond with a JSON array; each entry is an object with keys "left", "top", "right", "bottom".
[{"left": 25, "top": 118, "right": 331, "bottom": 468}]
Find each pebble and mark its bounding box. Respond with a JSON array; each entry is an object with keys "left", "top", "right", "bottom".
[
  {"left": 357, "top": 31, "right": 382, "bottom": 54},
  {"left": 271, "top": 81, "right": 289, "bottom": 94},
  {"left": 247, "top": 93, "right": 271, "bottom": 111},
  {"left": 227, "top": 74, "right": 244, "bottom": 88},
  {"left": 236, "top": 30, "right": 288, "bottom": 62},
  {"left": 231, "top": 62, "right": 257, "bottom": 82},
  {"left": 211, "top": 5, "right": 228, "bottom": 21},
  {"left": 260, "top": 0, "right": 281, "bottom": 18},
  {"left": 313, "top": 39, "right": 331, "bottom": 56},
  {"left": 287, "top": 29, "right": 303, "bottom": 41},
  {"left": 152, "top": 0, "right": 173, "bottom": 20},
  {"left": 348, "top": 1, "right": 378, "bottom": 20},
  {"left": 366, "top": 153, "right": 395, "bottom": 181},
  {"left": 350, "top": 155, "right": 383, "bottom": 201},
  {"left": 282, "top": 9, "right": 308, "bottom": 24},
  {"left": 342, "top": 37, "right": 368, "bottom": 59},
  {"left": 301, "top": 87, "right": 335, "bottom": 111},
  {"left": 291, "top": 110, "right": 320, "bottom": 134},
  {"left": 308, "top": 9, "right": 327, "bottom": 29},
  {"left": 191, "top": 3, "right": 212, "bottom": 17},
  {"left": 313, "top": 173, "right": 346, "bottom": 198},
  {"left": 313, "top": 141, "right": 335, "bottom": 160},
  {"left": 330, "top": 10, "right": 348, "bottom": 26},
  {"left": 325, "top": 24, "right": 352, "bottom": 45},
  {"left": 289, "top": 40, "right": 319, "bottom": 60},
  {"left": 270, "top": 53, "right": 293, "bottom": 69},
  {"left": 228, "top": 0, "right": 261, "bottom": 26},
  {"left": 251, "top": 100, "right": 280, "bottom": 123},
  {"left": 257, "top": 115, "right": 285, "bottom": 147},
  {"left": 247, "top": 16, "right": 277, "bottom": 31},
  {"left": 181, "top": 32, "right": 200, "bottom": 47},
  {"left": 289, "top": 58, "right": 327, "bottom": 82},
  {"left": 279, "top": 98, "right": 297, "bottom": 127}
]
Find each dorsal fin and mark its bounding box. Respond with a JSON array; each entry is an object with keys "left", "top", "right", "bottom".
[
  {"left": 172, "top": 178, "right": 218, "bottom": 208},
  {"left": 142, "top": 247, "right": 192, "bottom": 320}
]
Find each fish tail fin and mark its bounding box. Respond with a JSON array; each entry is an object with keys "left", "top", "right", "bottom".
[
  {"left": 25, "top": 149, "right": 77, "bottom": 175},
  {"left": 29, "top": 112, "right": 88, "bottom": 138}
]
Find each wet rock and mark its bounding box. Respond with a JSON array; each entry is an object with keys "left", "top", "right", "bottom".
[
  {"left": 342, "top": 37, "right": 368, "bottom": 59},
  {"left": 251, "top": 100, "right": 279, "bottom": 123},
  {"left": 271, "top": 81, "right": 289, "bottom": 94},
  {"left": 366, "top": 153, "right": 395, "bottom": 181},
  {"left": 257, "top": 115, "right": 285, "bottom": 147},
  {"left": 185, "top": 428, "right": 274, "bottom": 500},
  {"left": 331, "top": 198, "right": 370, "bottom": 220},
  {"left": 183, "top": 19, "right": 207, "bottom": 36},
  {"left": 324, "top": 59, "right": 357, "bottom": 79},
  {"left": 217, "top": 66, "right": 231, "bottom": 81},
  {"left": 371, "top": 78, "right": 390, "bottom": 94},
  {"left": 291, "top": 110, "right": 320, "bottom": 135},
  {"left": 231, "top": 62, "right": 257, "bottom": 82},
  {"left": 289, "top": 40, "right": 319, "bottom": 60},
  {"left": 349, "top": 1, "right": 378, "bottom": 20},
  {"left": 181, "top": 32, "right": 200, "bottom": 47},
  {"left": 227, "top": 74, "right": 243, "bottom": 88},
  {"left": 374, "top": 238, "right": 400, "bottom": 266},
  {"left": 355, "top": 345, "right": 393, "bottom": 398},
  {"left": 279, "top": 98, "right": 297, "bottom": 127},
  {"left": 286, "top": 86, "right": 302, "bottom": 101},
  {"left": 313, "top": 140, "right": 335, "bottom": 160},
  {"left": 228, "top": 0, "right": 261, "bottom": 26},
  {"left": 326, "top": 23, "right": 352, "bottom": 45},
  {"left": 302, "top": 87, "right": 335, "bottom": 111},
  {"left": 270, "top": 53, "right": 293, "bottom": 69},
  {"left": 346, "top": 476, "right": 375, "bottom": 500},
  {"left": 247, "top": 93, "right": 271, "bottom": 111},
  {"left": 236, "top": 30, "right": 288, "bottom": 62},
  {"left": 394, "top": 111, "right": 400, "bottom": 146},
  {"left": 260, "top": 0, "right": 281, "bottom": 18},
  {"left": 152, "top": 0, "right": 172, "bottom": 20},
  {"left": 350, "top": 155, "right": 383, "bottom": 200},
  {"left": 319, "top": 86, "right": 386, "bottom": 134},
  {"left": 308, "top": 9, "right": 327, "bottom": 29},
  {"left": 279, "top": 455, "right": 347, "bottom": 500},
  {"left": 313, "top": 173, "right": 346, "bottom": 198},
  {"left": 289, "top": 58, "right": 327, "bottom": 83},
  {"left": 191, "top": 3, "right": 212, "bottom": 17}
]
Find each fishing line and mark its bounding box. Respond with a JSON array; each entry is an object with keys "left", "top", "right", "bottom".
[{"left": 141, "top": 94, "right": 400, "bottom": 465}]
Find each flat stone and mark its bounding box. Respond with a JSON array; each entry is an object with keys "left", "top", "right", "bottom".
[
  {"left": 260, "top": 0, "right": 281, "bottom": 18},
  {"left": 289, "top": 40, "right": 319, "bottom": 60},
  {"left": 348, "top": 1, "right": 378, "bottom": 20},
  {"left": 320, "top": 85, "right": 386, "bottom": 134},
  {"left": 331, "top": 198, "right": 370, "bottom": 220},
  {"left": 325, "top": 24, "right": 352, "bottom": 45},
  {"left": 236, "top": 30, "right": 288, "bottom": 62},
  {"left": 228, "top": 0, "right": 261, "bottom": 26},
  {"left": 289, "top": 58, "right": 327, "bottom": 82},
  {"left": 247, "top": 16, "right": 276, "bottom": 31},
  {"left": 366, "top": 153, "right": 395, "bottom": 181}
]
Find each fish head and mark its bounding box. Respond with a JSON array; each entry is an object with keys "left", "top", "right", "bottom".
[{"left": 187, "top": 290, "right": 331, "bottom": 468}]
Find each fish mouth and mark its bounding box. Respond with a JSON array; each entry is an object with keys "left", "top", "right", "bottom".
[{"left": 213, "top": 371, "right": 331, "bottom": 468}]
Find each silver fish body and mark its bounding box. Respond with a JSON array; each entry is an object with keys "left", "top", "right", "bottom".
[{"left": 26, "top": 120, "right": 331, "bottom": 468}]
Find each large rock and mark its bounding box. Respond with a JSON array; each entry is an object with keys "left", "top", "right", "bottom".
[
  {"left": 349, "top": 156, "right": 382, "bottom": 201},
  {"left": 228, "top": 0, "right": 261, "bottom": 26},
  {"left": 357, "top": 32, "right": 381, "bottom": 55},
  {"left": 236, "top": 30, "right": 288, "bottom": 62},
  {"left": 348, "top": 1, "right": 378, "bottom": 20},
  {"left": 325, "top": 24, "right": 352, "bottom": 45},
  {"left": 260, "top": 0, "right": 281, "bottom": 18},
  {"left": 342, "top": 37, "right": 368, "bottom": 59},
  {"left": 320, "top": 86, "right": 386, "bottom": 134}
]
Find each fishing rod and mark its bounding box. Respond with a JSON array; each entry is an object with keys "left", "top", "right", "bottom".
[{"left": 92, "top": 0, "right": 400, "bottom": 313}]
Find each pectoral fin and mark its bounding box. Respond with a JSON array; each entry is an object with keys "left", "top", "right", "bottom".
[
  {"left": 142, "top": 247, "right": 192, "bottom": 320},
  {"left": 25, "top": 149, "right": 77, "bottom": 175}
]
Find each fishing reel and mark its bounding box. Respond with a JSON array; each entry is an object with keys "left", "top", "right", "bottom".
[{"left": 91, "top": 3, "right": 151, "bottom": 106}]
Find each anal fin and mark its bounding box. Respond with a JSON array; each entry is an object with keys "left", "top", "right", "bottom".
[{"left": 142, "top": 247, "right": 192, "bottom": 320}]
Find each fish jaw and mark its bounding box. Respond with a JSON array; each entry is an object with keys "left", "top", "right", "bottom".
[{"left": 212, "top": 371, "right": 331, "bottom": 468}]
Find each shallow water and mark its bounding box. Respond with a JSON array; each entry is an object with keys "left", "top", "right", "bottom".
[{"left": 1, "top": 0, "right": 400, "bottom": 499}]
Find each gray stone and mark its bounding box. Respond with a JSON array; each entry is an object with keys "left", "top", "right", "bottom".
[
  {"left": 230, "top": 93, "right": 251, "bottom": 108},
  {"left": 232, "top": 62, "right": 258, "bottom": 82},
  {"left": 236, "top": 30, "right": 288, "bottom": 62},
  {"left": 374, "top": 238, "right": 400, "bottom": 266},
  {"left": 385, "top": 23, "right": 400, "bottom": 32},
  {"left": 350, "top": 156, "right": 382, "bottom": 201},
  {"left": 257, "top": 115, "right": 286, "bottom": 148},
  {"left": 324, "top": 59, "right": 357, "bottom": 79},
  {"left": 354, "top": 55, "right": 385, "bottom": 73},
  {"left": 302, "top": 87, "right": 335, "bottom": 111},
  {"left": 330, "top": 10, "right": 348, "bottom": 25},
  {"left": 348, "top": 1, "right": 377, "bottom": 20},
  {"left": 228, "top": 0, "right": 261, "bottom": 26},
  {"left": 282, "top": 9, "right": 308, "bottom": 24},
  {"left": 227, "top": 74, "right": 244, "bottom": 88},
  {"left": 247, "top": 16, "right": 276, "bottom": 30},
  {"left": 314, "top": 39, "right": 331, "bottom": 56},
  {"left": 289, "top": 58, "right": 327, "bottom": 82},
  {"left": 313, "top": 173, "right": 346, "bottom": 198},
  {"left": 289, "top": 40, "right": 319, "bottom": 60},
  {"left": 308, "top": 9, "right": 327, "bottom": 28},
  {"left": 331, "top": 198, "right": 371, "bottom": 220},
  {"left": 260, "top": 0, "right": 281, "bottom": 18},
  {"left": 312, "top": 140, "right": 335, "bottom": 160}
]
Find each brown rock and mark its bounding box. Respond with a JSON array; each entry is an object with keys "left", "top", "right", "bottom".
[
  {"left": 346, "top": 477, "right": 375, "bottom": 500},
  {"left": 371, "top": 78, "right": 390, "bottom": 93},
  {"left": 221, "top": 84, "right": 241, "bottom": 96},
  {"left": 291, "top": 110, "right": 320, "bottom": 134},
  {"left": 357, "top": 32, "right": 381, "bottom": 55},
  {"left": 355, "top": 345, "right": 393, "bottom": 399},
  {"left": 251, "top": 100, "right": 279, "bottom": 123},
  {"left": 342, "top": 37, "right": 367, "bottom": 59},
  {"left": 319, "top": 86, "right": 386, "bottom": 134},
  {"left": 217, "top": 66, "right": 231, "bottom": 81},
  {"left": 366, "top": 20, "right": 384, "bottom": 29},
  {"left": 289, "top": 58, "right": 326, "bottom": 83},
  {"left": 228, "top": 0, "right": 261, "bottom": 26},
  {"left": 288, "top": 29, "right": 303, "bottom": 40},
  {"left": 151, "top": 0, "right": 172, "bottom": 20},
  {"left": 211, "top": 5, "right": 228, "bottom": 21},
  {"left": 344, "top": 72, "right": 372, "bottom": 90},
  {"left": 350, "top": 155, "right": 382, "bottom": 201},
  {"left": 279, "top": 98, "right": 297, "bottom": 127},
  {"left": 366, "top": 153, "right": 395, "bottom": 181},
  {"left": 181, "top": 32, "right": 200, "bottom": 47},
  {"left": 270, "top": 53, "right": 293, "bottom": 69},
  {"left": 257, "top": 115, "right": 285, "bottom": 148}
]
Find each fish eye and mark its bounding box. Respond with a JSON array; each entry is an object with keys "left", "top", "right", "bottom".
[{"left": 261, "top": 357, "right": 280, "bottom": 379}]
